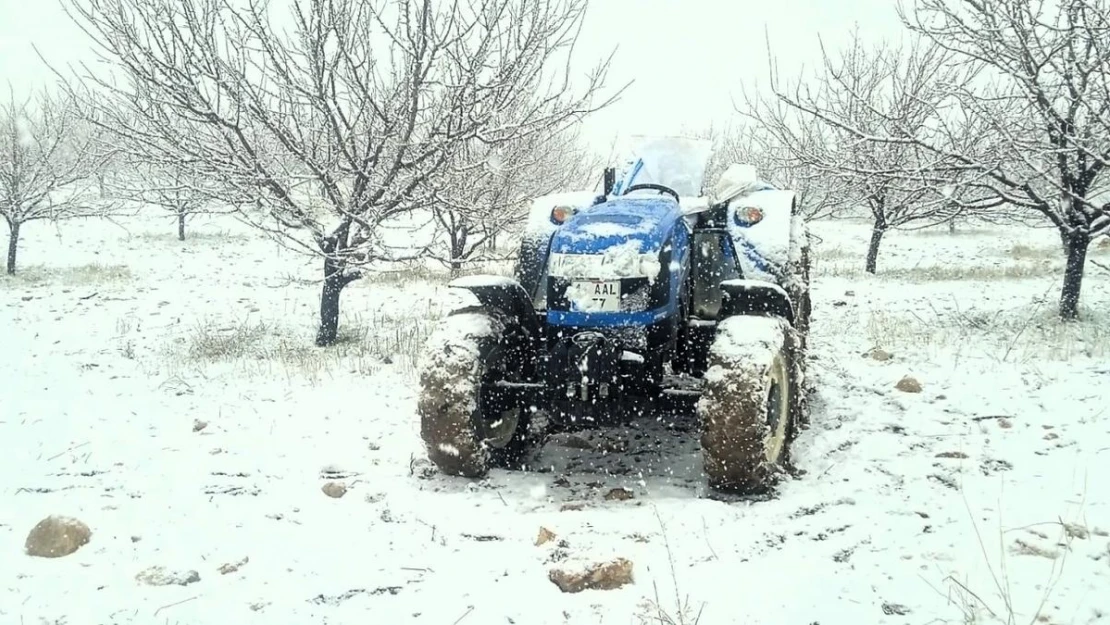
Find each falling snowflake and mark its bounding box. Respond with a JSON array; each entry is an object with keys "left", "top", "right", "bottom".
[
  {"left": 485, "top": 152, "right": 504, "bottom": 175},
  {"left": 14, "top": 115, "right": 34, "bottom": 149}
]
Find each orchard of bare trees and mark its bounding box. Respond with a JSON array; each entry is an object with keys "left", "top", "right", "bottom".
[
  {"left": 736, "top": 0, "right": 1110, "bottom": 319},
  {"left": 5, "top": 0, "right": 1106, "bottom": 334},
  {"left": 427, "top": 122, "right": 601, "bottom": 276},
  {"left": 0, "top": 89, "right": 113, "bottom": 275},
  {"left": 50, "top": 0, "right": 616, "bottom": 345}
]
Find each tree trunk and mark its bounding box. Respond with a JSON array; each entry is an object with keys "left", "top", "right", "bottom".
[
  {"left": 1059, "top": 229, "right": 1089, "bottom": 321},
  {"left": 177, "top": 211, "right": 186, "bottom": 241},
  {"left": 865, "top": 224, "right": 885, "bottom": 274},
  {"left": 6, "top": 220, "right": 20, "bottom": 275},
  {"left": 316, "top": 268, "right": 344, "bottom": 347},
  {"left": 315, "top": 254, "right": 360, "bottom": 347},
  {"left": 316, "top": 219, "right": 361, "bottom": 347},
  {"left": 449, "top": 225, "right": 468, "bottom": 279}
]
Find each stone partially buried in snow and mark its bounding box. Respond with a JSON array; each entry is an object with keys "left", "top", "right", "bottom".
[
  {"left": 895, "top": 375, "right": 923, "bottom": 393},
  {"left": 25, "top": 515, "right": 92, "bottom": 558},
  {"left": 218, "top": 556, "right": 249, "bottom": 575},
  {"left": 136, "top": 566, "right": 201, "bottom": 586},
  {"left": 535, "top": 527, "right": 557, "bottom": 546},
  {"left": 603, "top": 487, "right": 634, "bottom": 501},
  {"left": 865, "top": 347, "right": 893, "bottom": 362},
  {"left": 321, "top": 481, "right": 347, "bottom": 498},
  {"left": 549, "top": 558, "right": 634, "bottom": 593}
]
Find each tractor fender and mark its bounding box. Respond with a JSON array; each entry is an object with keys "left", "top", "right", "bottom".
[
  {"left": 725, "top": 189, "right": 797, "bottom": 282},
  {"left": 719, "top": 279, "right": 794, "bottom": 325},
  {"left": 447, "top": 275, "right": 543, "bottom": 339}
]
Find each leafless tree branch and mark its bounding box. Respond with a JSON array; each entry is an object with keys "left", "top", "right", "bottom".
[
  {"left": 1, "top": 88, "right": 115, "bottom": 274},
  {"left": 49, "top": 0, "right": 620, "bottom": 344},
  {"left": 756, "top": 27, "right": 988, "bottom": 272}
]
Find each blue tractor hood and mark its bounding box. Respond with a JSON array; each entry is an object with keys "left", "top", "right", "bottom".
[{"left": 549, "top": 196, "right": 683, "bottom": 255}]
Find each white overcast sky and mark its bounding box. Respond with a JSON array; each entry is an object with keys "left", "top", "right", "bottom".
[{"left": 0, "top": 0, "right": 904, "bottom": 151}]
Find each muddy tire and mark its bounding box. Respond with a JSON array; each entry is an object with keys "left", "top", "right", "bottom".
[
  {"left": 697, "top": 314, "right": 804, "bottom": 494},
  {"left": 417, "top": 307, "right": 537, "bottom": 478},
  {"left": 788, "top": 235, "right": 813, "bottom": 427}
]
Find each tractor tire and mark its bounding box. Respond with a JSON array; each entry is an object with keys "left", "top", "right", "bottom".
[
  {"left": 697, "top": 314, "right": 804, "bottom": 494},
  {"left": 417, "top": 307, "right": 538, "bottom": 478}
]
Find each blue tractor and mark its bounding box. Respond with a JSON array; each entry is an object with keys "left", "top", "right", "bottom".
[{"left": 417, "top": 137, "right": 812, "bottom": 494}]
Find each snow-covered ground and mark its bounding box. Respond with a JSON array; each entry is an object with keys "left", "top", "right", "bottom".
[{"left": 2, "top": 214, "right": 1108, "bottom": 625}]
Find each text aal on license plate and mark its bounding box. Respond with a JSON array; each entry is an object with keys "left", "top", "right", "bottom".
[{"left": 572, "top": 280, "right": 621, "bottom": 312}]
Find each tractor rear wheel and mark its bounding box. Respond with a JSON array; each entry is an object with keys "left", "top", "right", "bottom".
[
  {"left": 697, "top": 314, "right": 803, "bottom": 494},
  {"left": 417, "top": 308, "right": 538, "bottom": 478}
]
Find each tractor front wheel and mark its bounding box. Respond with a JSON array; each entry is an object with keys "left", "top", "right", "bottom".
[
  {"left": 417, "top": 308, "right": 538, "bottom": 478},
  {"left": 697, "top": 315, "right": 803, "bottom": 494}
]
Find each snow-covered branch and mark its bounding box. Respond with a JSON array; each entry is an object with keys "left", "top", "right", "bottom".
[
  {"left": 892, "top": 0, "right": 1110, "bottom": 318},
  {"left": 110, "top": 158, "right": 236, "bottom": 240},
  {"left": 756, "top": 28, "right": 984, "bottom": 272},
  {"left": 1, "top": 89, "right": 114, "bottom": 274},
  {"left": 55, "top": 0, "right": 617, "bottom": 344},
  {"left": 428, "top": 120, "right": 599, "bottom": 274}
]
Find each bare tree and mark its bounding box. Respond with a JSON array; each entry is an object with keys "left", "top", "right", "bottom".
[
  {"left": 761, "top": 30, "right": 985, "bottom": 273},
  {"left": 429, "top": 121, "right": 599, "bottom": 275},
  {"left": 0, "top": 89, "right": 109, "bottom": 275},
  {"left": 112, "top": 159, "right": 230, "bottom": 240},
  {"left": 92, "top": 148, "right": 128, "bottom": 199},
  {"left": 896, "top": 0, "right": 1110, "bottom": 319},
  {"left": 774, "top": 1, "right": 1110, "bottom": 318},
  {"left": 699, "top": 118, "right": 850, "bottom": 221},
  {"left": 57, "top": 0, "right": 615, "bottom": 345}
]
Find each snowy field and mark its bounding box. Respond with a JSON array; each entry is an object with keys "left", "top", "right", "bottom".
[{"left": 2, "top": 214, "right": 1109, "bottom": 625}]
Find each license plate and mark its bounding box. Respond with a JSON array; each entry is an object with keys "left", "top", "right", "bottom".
[{"left": 569, "top": 280, "right": 621, "bottom": 312}]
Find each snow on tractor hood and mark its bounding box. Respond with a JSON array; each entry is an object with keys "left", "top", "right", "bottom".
[
  {"left": 550, "top": 196, "right": 680, "bottom": 254},
  {"left": 522, "top": 140, "right": 802, "bottom": 283},
  {"left": 547, "top": 195, "right": 682, "bottom": 280},
  {"left": 537, "top": 136, "right": 712, "bottom": 282}
]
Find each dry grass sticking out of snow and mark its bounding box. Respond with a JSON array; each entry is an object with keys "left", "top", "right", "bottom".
[
  {"left": 819, "top": 261, "right": 1063, "bottom": 281},
  {"left": 1, "top": 215, "right": 1108, "bottom": 625},
  {"left": 156, "top": 306, "right": 444, "bottom": 382},
  {"left": 860, "top": 306, "right": 1110, "bottom": 363},
  {"left": 360, "top": 259, "right": 516, "bottom": 287},
  {"left": 811, "top": 224, "right": 1110, "bottom": 363},
  {"left": 131, "top": 229, "right": 253, "bottom": 244},
  {"left": 3, "top": 262, "right": 133, "bottom": 286}
]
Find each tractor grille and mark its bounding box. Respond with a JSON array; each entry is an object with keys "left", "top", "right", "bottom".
[{"left": 545, "top": 323, "right": 650, "bottom": 353}]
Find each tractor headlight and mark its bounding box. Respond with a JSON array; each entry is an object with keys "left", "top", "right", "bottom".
[
  {"left": 550, "top": 205, "right": 575, "bottom": 225},
  {"left": 732, "top": 206, "right": 764, "bottom": 227}
]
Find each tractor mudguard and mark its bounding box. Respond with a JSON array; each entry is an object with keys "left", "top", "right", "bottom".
[
  {"left": 719, "top": 279, "right": 795, "bottom": 324},
  {"left": 447, "top": 275, "right": 543, "bottom": 339}
]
